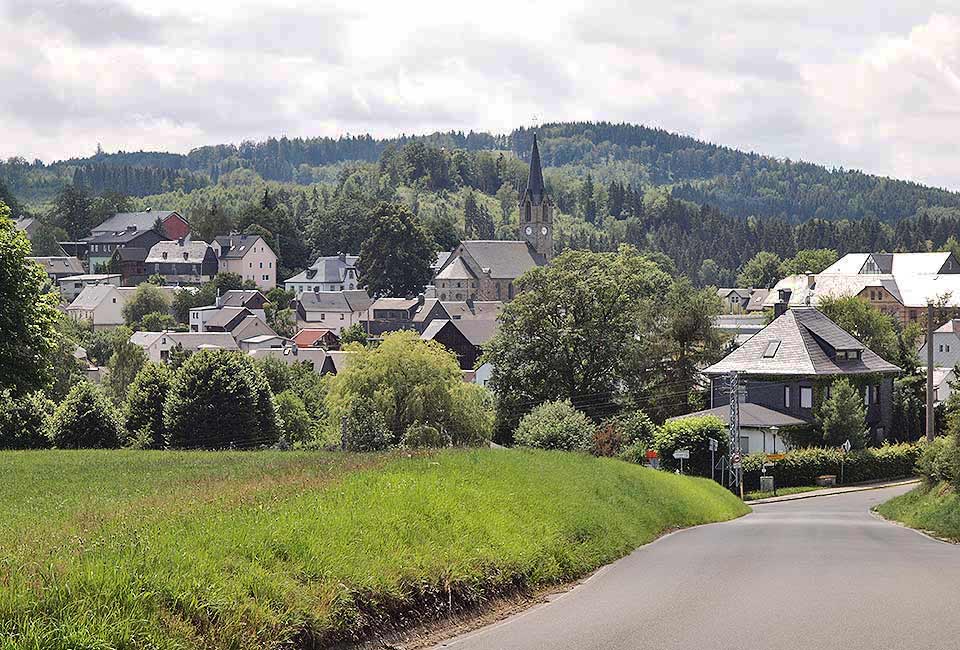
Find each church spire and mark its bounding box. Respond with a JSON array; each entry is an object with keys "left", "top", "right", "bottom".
[{"left": 521, "top": 134, "right": 546, "bottom": 205}]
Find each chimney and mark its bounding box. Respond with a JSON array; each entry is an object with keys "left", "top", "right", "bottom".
[
  {"left": 126, "top": 224, "right": 137, "bottom": 232},
  {"left": 805, "top": 272, "right": 815, "bottom": 290},
  {"left": 177, "top": 237, "right": 185, "bottom": 246},
  {"left": 774, "top": 289, "right": 792, "bottom": 318},
  {"left": 417, "top": 293, "right": 425, "bottom": 306}
]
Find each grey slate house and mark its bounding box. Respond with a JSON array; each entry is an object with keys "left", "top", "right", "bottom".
[{"left": 702, "top": 304, "right": 901, "bottom": 441}]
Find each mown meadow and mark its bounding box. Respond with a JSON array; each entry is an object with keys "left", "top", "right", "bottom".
[{"left": 0, "top": 448, "right": 748, "bottom": 649}]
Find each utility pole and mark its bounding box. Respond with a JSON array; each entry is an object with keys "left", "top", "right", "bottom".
[
  {"left": 727, "top": 371, "right": 741, "bottom": 492},
  {"left": 927, "top": 300, "right": 935, "bottom": 442}
]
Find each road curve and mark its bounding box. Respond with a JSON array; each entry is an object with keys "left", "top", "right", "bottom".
[{"left": 436, "top": 484, "right": 960, "bottom": 650}]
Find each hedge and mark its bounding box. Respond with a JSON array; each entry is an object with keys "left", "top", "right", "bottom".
[{"left": 741, "top": 442, "right": 921, "bottom": 490}]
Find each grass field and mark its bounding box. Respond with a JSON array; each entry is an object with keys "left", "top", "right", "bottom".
[
  {"left": 875, "top": 481, "right": 960, "bottom": 540},
  {"left": 0, "top": 448, "right": 748, "bottom": 649}
]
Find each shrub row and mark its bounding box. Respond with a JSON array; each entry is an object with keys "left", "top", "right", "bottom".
[{"left": 741, "top": 442, "right": 921, "bottom": 489}]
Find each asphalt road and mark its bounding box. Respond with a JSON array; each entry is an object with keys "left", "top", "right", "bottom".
[{"left": 437, "top": 484, "right": 960, "bottom": 650}]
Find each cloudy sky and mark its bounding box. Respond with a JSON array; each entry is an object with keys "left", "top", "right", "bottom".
[{"left": 3, "top": 0, "right": 960, "bottom": 188}]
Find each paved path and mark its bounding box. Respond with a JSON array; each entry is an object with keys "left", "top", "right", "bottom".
[
  {"left": 437, "top": 484, "right": 960, "bottom": 650},
  {"left": 747, "top": 478, "right": 919, "bottom": 504}
]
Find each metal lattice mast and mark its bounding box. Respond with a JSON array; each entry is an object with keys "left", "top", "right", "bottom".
[{"left": 728, "top": 371, "right": 741, "bottom": 489}]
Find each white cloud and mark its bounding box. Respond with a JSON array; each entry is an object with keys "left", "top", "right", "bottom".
[{"left": 1, "top": 0, "right": 960, "bottom": 189}]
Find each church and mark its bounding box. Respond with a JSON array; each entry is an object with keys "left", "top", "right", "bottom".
[{"left": 433, "top": 135, "right": 553, "bottom": 301}]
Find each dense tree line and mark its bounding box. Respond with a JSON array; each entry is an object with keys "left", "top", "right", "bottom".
[{"left": 72, "top": 164, "right": 208, "bottom": 197}]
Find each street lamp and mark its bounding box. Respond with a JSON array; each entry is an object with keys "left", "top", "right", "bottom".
[{"left": 770, "top": 426, "right": 780, "bottom": 455}]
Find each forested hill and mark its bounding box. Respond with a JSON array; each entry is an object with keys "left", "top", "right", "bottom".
[{"left": 4, "top": 121, "right": 960, "bottom": 223}]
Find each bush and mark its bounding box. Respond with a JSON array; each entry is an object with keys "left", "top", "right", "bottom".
[
  {"left": 402, "top": 422, "right": 449, "bottom": 448},
  {"left": 0, "top": 390, "right": 54, "bottom": 449},
  {"left": 341, "top": 397, "right": 392, "bottom": 452},
  {"left": 124, "top": 363, "right": 172, "bottom": 449},
  {"left": 164, "top": 350, "right": 278, "bottom": 449},
  {"left": 514, "top": 400, "right": 594, "bottom": 452},
  {"left": 653, "top": 416, "right": 728, "bottom": 476},
  {"left": 122, "top": 283, "right": 171, "bottom": 327},
  {"left": 915, "top": 437, "right": 959, "bottom": 485},
  {"left": 741, "top": 442, "right": 922, "bottom": 489},
  {"left": 609, "top": 411, "right": 658, "bottom": 462},
  {"left": 274, "top": 390, "right": 315, "bottom": 447},
  {"left": 47, "top": 382, "right": 124, "bottom": 449},
  {"left": 592, "top": 420, "right": 624, "bottom": 457},
  {"left": 443, "top": 382, "right": 494, "bottom": 446}
]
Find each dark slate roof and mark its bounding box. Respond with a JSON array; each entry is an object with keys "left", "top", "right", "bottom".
[
  {"left": 93, "top": 211, "right": 178, "bottom": 233},
  {"left": 205, "top": 307, "right": 250, "bottom": 329},
  {"left": 87, "top": 229, "right": 160, "bottom": 245},
  {"left": 219, "top": 290, "right": 267, "bottom": 309},
  {"left": 668, "top": 403, "right": 809, "bottom": 428},
  {"left": 452, "top": 319, "right": 498, "bottom": 346},
  {"left": 703, "top": 307, "right": 901, "bottom": 376},
  {"left": 113, "top": 247, "right": 148, "bottom": 262},
  {"left": 215, "top": 234, "right": 263, "bottom": 259},
  {"left": 520, "top": 134, "right": 546, "bottom": 205},
  {"left": 459, "top": 240, "right": 543, "bottom": 279},
  {"left": 285, "top": 254, "right": 358, "bottom": 284},
  {"left": 299, "top": 290, "right": 372, "bottom": 312}
]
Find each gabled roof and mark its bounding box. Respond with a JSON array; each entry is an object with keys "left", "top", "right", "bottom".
[
  {"left": 326, "top": 350, "right": 355, "bottom": 373},
  {"left": 435, "top": 256, "right": 476, "bottom": 281},
  {"left": 92, "top": 211, "right": 179, "bottom": 234},
  {"left": 205, "top": 306, "right": 250, "bottom": 329},
  {"left": 745, "top": 289, "right": 769, "bottom": 311},
  {"left": 432, "top": 251, "right": 451, "bottom": 272},
  {"left": 519, "top": 134, "right": 546, "bottom": 206},
  {"left": 215, "top": 234, "right": 269, "bottom": 259},
  {"left": 935, "top": 319, "right": 960, "bottom": 335},
  {"left": 371, "top": 297, "right": 418, "bottom": 311},
  {"left": 285, "top": 254, "right": 359, "bottom": 284},
  {"left": 145, "top": 239, "right": 212, "bottom": 264},
  {"left": 219, "top": 289, "right": 267, "bottom": 309},
  {"left": 66, "top": 285, "right": 131, "bottom": 311},
  {"left": 668, "top": 403, "right": 809, "bottom": 428},
  {"left": 293, "top": 328, "right": 338, "bottom": 348},
  {"left": 451, "top": 319, "right": 498, "bottom": 346},
  {"left": 87, "top": 229, "right": 161, "bottom": 246},
  {"left": 823, "top": 252, "right": 955, "bottom": 276},
  {"left": 717, "top": 287, "right": 751, "bottom": 299},
  {"left": 440, "top": 300, "right": 504, "bottom": 321},
  {"left": 28, "top": 256, "right": 84, "bottom": 275},
  {"left": 130, "top": 330, "right": 239, "bottom": 351},
  {"left": 299, "top": 290, "right": 372, "bottom": 312},
  {"left": 112, "top": 247, "right": 148, "bottom": 263},
  {"left": 703, "top": 307, "right": 900, "bottom": 376},
  {"left": 457, "top": 240, "right": 543, "bottom": 279}
]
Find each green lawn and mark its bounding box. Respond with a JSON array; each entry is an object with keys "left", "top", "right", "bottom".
[
  {"left": 0, "top": 449, "right": 748, "bottom": 648},
  {"left": 876, "top": 481, "right": 960, "bottom": 540}
]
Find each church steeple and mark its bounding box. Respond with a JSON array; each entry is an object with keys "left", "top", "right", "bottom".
[
  {"left": 518, "top": 134, "right": 553, "bottom": 261},
  {"left": 521, "top": 134, "right": 546, "bottom": 205}
]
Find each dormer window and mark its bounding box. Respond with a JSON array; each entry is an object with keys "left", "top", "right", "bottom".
[
  {"left": 162, "top": 252, "right": 168, "bottom": 260},
  {"left": 836, "top": 349, "right": 862, "bottom": 361}
]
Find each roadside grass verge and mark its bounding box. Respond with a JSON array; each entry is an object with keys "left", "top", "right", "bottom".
[
  {"left": 0, "top": 448, "right": 748, "bottom": 648},
  {"left": 744, "top": 486, "right": 823, "bottom": 501},
  {"left": 875, "top": 481, "right": 960, "bottom": 541}
]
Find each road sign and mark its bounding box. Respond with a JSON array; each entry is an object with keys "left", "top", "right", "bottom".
[
  {"left": 708, "top": 437, "right": 718, "bottom": 452},
  {"left": 673, "top": 449, "right": 690, "bottom": 459},
  {"left": 842, "top": 440, "right": 852, "bottom": 453},
  {"left": 766, "top": 453, "right": 785, "bottom": 461}
]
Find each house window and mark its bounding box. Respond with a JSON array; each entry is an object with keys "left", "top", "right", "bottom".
[
  {"left": 948, "top": 345, "right": 952, "bottom": 353},
  {"left": 873, "top": 384, "right": 881, "bottom": 404},
  {"left": 940, "top": 344, "right": 944, "bottom": 352},
  {"left": 864, "top": 386, "right": 871, "bottom": 406},
  {"left": 784, "top": 386, "right": 791, "bottom": 408},
  {"left": 112, "top": 298, "right": 116, "bottom": 303},
  {"left": 800, "top": 386, "right": 813, "bottom": 409},
  {"left": 340, "top": 314, "right": 344, "bottom": 320},
  {"left": 259, "top": 262, "right": 263, "bottom": 268},
  {"left": 320, "top": 313, "right": 325, "bottom": 320},
  {"left": 739, "top": 436, "right": 750, "bottom": 454}
]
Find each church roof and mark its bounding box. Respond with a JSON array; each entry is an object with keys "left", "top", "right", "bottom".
[
  {"left": 458, "top": 240, "right": 543, "bottom": 279},
  {"left": 520, "top": 134, "right": 546, "bottom": 205},
  {"left": 435, "top": 256, "right": 476, "bottom": 281}
]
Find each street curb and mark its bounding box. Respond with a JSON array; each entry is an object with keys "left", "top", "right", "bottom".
[
  {"left": 747, "top": 479, "right": 920, "bottom": 505},
  {"left": 870, "top": 508, "right": 959, "bottom": 545}
]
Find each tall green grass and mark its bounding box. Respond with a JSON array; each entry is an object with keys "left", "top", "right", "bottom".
[
  {"left": 876, "top": 482, "right": 960, "bottom": 541},
  {"left": 0, "top": 449, "right": 747, "bottom": 648}
]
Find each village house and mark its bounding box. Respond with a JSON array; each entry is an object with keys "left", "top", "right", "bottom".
[
  {"left": 717, "top": 288, "right": 752, "bottom": 313},
  {"left": 58, "top": 273, "right": 122, "bottom": 303},
  {"left": 668, "top": 403, "right": 807, "bottom": 455},
  {"left": 189, "top": 290, "right": 268, "bottom": 332},
  {"left": 702, "top": 295, "right": 901, "bottom": 445},
  {"left": 767, "top": 252, "right": 960, "bottom": 326},
  {"left": 65, "top": 284, "right": 136, "bottom": 329},
  {"left": 420, "top": 318, "right": 497, "bottom": 370},
  {"left": 433, "top": 136, "right": 551, "bottom": 301},
  {"left": 238, "top": 334, "right": 294, "bottom": 353},
  {"left": 145, "top": 239, "right": 218, "bottom": 285},
  {"left": 28, "top": 256, "right": 84, "bottom": 285},
  {"left": 293, "top": 328, "right": 340, "bottom": 349},
  {"left": 14, "top": 216, "right": 39, "bottom": 239},
  {"left": 107, "top": 247, "right": 149, "bottom": 286},
  {"left": 130, "top": 331, "right": 239, "bottom": 363},
  {"left": 86, "top": 227, "right": 167, "bottom": 271},
  {"left": 212, "top": 234, "right": 278, "bottom": 289},
  {"left": 293, "top": 290, "right": 372, "bottom": 333},
  {"left": 247, "top": 346, "right": 329, "bottom": 373},
  {"left": 90, "top": 210, "right": 190, "bottom": 240},
  {"left": 284, "top": 253, "right": 360, "bottom": 295}
]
